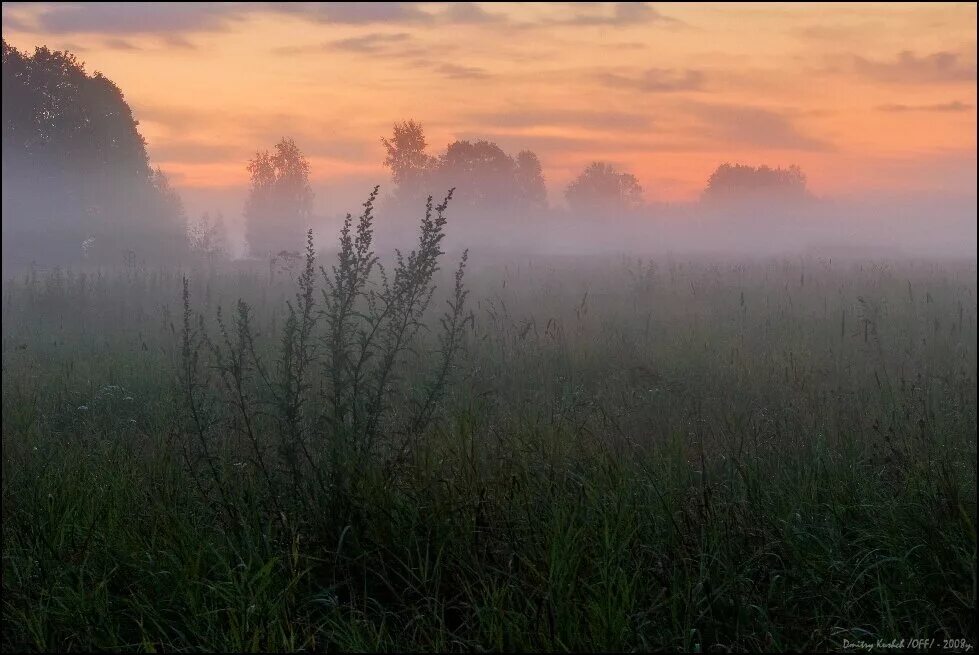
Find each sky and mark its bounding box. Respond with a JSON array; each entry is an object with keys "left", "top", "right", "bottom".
[{"left": 2, "top": 2, "right": 977, "bottom": 220}]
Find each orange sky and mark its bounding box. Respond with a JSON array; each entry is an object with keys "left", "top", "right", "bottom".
[{"left": 3, "top": 2, "right": 976, "bottom": 216}]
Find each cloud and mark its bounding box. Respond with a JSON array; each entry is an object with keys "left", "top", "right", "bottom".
[
  {"left": 0, "top": 10, "right": 31, "bottom": 32},
  {"left": 438, "top": 3, "right": 507, "bottom": 25},
  {"left": 557, "top": 2, "right": 679, "bottom": 27},
  {"left": 468, "top": 109, "right": 653, "bottom": 131},
  {"left": 161, "top": 35, "right": 197, "bottom": 50},
  {"left": 331, "top": 32, "right": 412, "bottom": 53},
  {"left": 268, "top": 2, "right": 431, "bottom": 25},
  {"left": 10, "top": 2, "right": 493, "bottom": 36},
  {"left": 598, "top": 68, "right": 705, "bottom": 92},
  {"left": 60, "top": 42, "right": 90, "bottom": 54},
  {"left": 28, "top": 2, "right": 246, "bottom": 34},
  {"left": 797, "top": 23, "right": 876, "bottom": 41},
  {"left": 102, "top": 38, "right": 140, "bottom": 51},
  {"left": 148, "top": 139, "right": 243, "bottom": 164},
  {"left": 270, "top": 32, "right": 481, "bottom": 79},
  {"left": 689, "top": 104, "right": 833, "bottom": 151},
  {"left": 852, "top": 50, "right": 976, "bottom": 84},
  {"left": 876, "top": 101, "right": 973, "bottom": 113},
  {"left": 433, "top": 63, "right": 489, "bottom": 80},
  {"left": 136, "top": 104, "right": 373, "bottom": 163},
  {"left": 273, "top": 31, "right": 435, "bottom": 58}
]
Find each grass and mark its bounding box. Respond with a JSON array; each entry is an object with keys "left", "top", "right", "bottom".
[{"left": 2, "top": 224, "right": 976, "bottom": 651}]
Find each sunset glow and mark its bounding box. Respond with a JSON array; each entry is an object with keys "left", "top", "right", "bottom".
[{"left": 3, "top": 2, "right": 976, "bottom": 216}]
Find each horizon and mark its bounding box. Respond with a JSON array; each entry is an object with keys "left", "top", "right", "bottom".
[{"left": 3, "top": 2, "right": 976, "bottom": 223}]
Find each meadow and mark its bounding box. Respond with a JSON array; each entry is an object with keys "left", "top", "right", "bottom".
[{"left": 2, "top": 208, "right": 976, "bottom": 651}]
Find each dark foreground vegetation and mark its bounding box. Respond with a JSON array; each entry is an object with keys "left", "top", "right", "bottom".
[{"left": 2, "top": 194, "right": 976, "bottom": 652}]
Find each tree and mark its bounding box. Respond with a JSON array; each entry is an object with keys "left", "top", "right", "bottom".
[
  {"left": 381, "top": 121, "right": 549, "bottom": 215},
  {"left": 702, "top": 163, "right": 808, "bottom": 203},
  {"left": 436, "top": 140, "right": 518, "bottom": 209},
  {"left": 2, "top": 39, "right": 185, "bottom": 265},
  {"left": 188, "top": 210, "right": 227, "bottom": 265},
  {"left": 381, "top": 120, "right": 435, "bottom": 200},
  {"left": 244, "top": 138, "right": 313, "bottom": 257},
  {"left": 515, "top": 150, "right": 547, "bottom": 208},
  {"left": 565, "top": 162, "right": 643, "bottom": 213}
]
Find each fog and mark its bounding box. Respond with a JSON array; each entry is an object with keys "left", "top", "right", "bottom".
[{"left": 2, "top": 39, "right": 976, "bottom": 275}]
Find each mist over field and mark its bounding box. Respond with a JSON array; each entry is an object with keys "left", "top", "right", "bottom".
[{"left": 2, "top": 3, "right": 977, "bottom": 653}]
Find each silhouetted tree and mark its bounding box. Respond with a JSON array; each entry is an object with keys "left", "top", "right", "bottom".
[
  {"left": 244, "top": 138, "right": 313, "bottom": 257},
  {"left": 382, "top": 120, "right": 435, "bottom": 200},
  {"left": 382, "top": 121, "right": 548, "bottom": 214},
  {"left": 188, "top": 210, "right": 227, "bottom": 265},
  {"left": 565, "top": 162, "right": 643, "bottom": 213},
  {"left": 702, "top": 163, "right": 808, "bottom": 203},
  {"left": 515, "top": 150, "right": 547, "bottom": 208},
  {"left": 436, "top": 140, "right": 518, "bottom": 209},
  {"left": 2, "top": 39, "right": 186, "bottom": 265}
]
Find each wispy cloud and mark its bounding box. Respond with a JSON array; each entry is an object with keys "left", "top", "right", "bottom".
[
  {"left": 272, "top": 31, "right": 426, "bottom": 57},
  {"left": 555, "top": 2, "right": 679, "bottom": 27},
  {"left": 688, "top": 104, "right": 833, "bottom": 151},
  {"left": 161, "top": 35, "right": 197, "bottom": 50},
  {"left": 26, "top": 2, "right": 246, "bottom": 35},
  {"left": 852, "top": 50, "right": 976, "bottom": 84},
  {"left": 876, "top": 100, "right": 973, "bottom": 113},
  {"left": 598, "top": 68, "right": 705, "bottom": 93},
  {"left": 432, "top": 63, "right": 489, "bottom": 80},
  {"left": 468, "top": 109, "right": 654, "bottom": 131},
  {"left": 102, "top": 38, "right": 141, "bottom": 51},
  {"left": 438, "top": 3, "right": 507, "bottom": 25},
  {"left": 331, "top": 32, "right": 412, "bottom": 53},
  {"left": 268, "top": 2, "right": 430, "bottom": 25}
]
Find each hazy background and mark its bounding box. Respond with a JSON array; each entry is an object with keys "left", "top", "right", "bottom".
[{"left": 1, "top": 2, "right": 976, "bottom": 266}]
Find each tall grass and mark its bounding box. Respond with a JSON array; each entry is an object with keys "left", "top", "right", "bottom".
[{"left": 2, "top": 197, "right": 976, "bottom": 651}]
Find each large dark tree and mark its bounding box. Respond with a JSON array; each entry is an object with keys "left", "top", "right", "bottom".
[
  {"left": 565, "top": 162, "right": 644, "bottom": 214},
  {"left": 1, "top": 40, "right": 186, "bottom": 266},
  {"left": 244, "top": 138, "right": 313, "bottom": 257}
]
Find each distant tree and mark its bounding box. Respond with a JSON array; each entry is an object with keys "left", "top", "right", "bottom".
[
  {"left": 565, "top": 162, "right": 643, "bottom": 213},
  {"left": 514, "top": 150, "right": 547, "bottom": 208},
  {"left": 2, "top": 39, "right": 185, "bottom": 264},
  {"left": 244, "top": 138, "right": 313, "bottom": 257},
  {"left": 188, "top": 210, "right": 227, "bottom": 265},
  {"left": 382, "top": 120, "right": 435, "bottom": 200},
  {"left": 382, "top": 121, "right": 548, "bottom": 214},
  {"left": 436, "top": 140, "right": 518, "bottom": 209},
  {"left": 702, "top": 163, "right": 808, "bottom": 203}
]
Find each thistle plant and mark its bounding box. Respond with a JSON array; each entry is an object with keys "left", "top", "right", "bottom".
[{"left": 179, "top": 186, "right": 468, "bottom": 525}]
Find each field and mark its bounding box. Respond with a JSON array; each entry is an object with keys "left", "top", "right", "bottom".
[{"left": 2, "top": 221, "right": 976, "bottom": 651}]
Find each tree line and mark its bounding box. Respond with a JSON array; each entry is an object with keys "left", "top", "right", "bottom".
[
  {"left": 244, "top": 122, "right": 811, "bottom": 256},
  {"left": 2, "top": 40, "right": 812, "bottom": 264}
]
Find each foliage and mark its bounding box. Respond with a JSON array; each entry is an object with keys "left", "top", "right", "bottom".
[
  {"left": 244, "top": 138, "right": 314, "bottom": 257},
  {"left": 565, "top": 161, "right": 644, "bottom": 214},
  {"left": 382, "top": 121, "right": 547, "bottom": 212},
  {"left": 1, "top": 40, "right": 186, "bottom": 266},
  {"left": 188, "top": 211, "right": 228, "bottom": 265},
  {"left": 3, "top": 248, "right": 976, "bottom": 652},
  {"left": 181, "top": 186, "right": 471, "bottom": 528},
  {"left": 381, "top": 119, "right": 437, "bottom": 199},
  {"left": 703, "top": 163, "right": 809, "bottom": 203}
]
